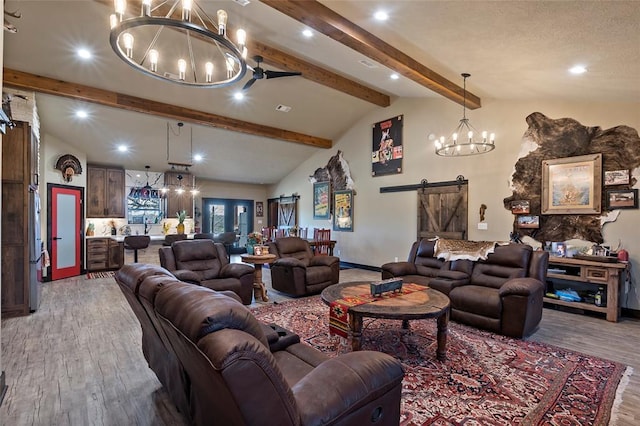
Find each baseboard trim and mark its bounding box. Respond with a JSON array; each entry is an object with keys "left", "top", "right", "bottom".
[
  {"left": 621, "top": 307, "right": 640, "bottom": 319},
  {"left": 339, "top": 261, "right": 381, "bottom": 272},
  {"left": 0, "top": 371, "right": 7, "bottom": 407}
]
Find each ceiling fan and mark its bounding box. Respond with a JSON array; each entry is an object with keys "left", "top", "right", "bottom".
[{"left": 242, "top": 55, "right": 302, "bottom": 91}]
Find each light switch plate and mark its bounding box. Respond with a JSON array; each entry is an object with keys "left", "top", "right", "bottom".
[{"left": 477, "top": 222, "right": 488, "bottom": 230}]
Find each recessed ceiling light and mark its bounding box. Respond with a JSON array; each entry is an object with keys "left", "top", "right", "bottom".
[
  {"left": 374, "top": 11, "right": 389, "bottom": 21},
  {"left": 77, "top": 49, "right": 92, "bottom": 60},
  {"left": 75, "top": 110, "right": 88, "bottom": 118},
  {"left": 302, "top": 29, "right": 313, "bottom": 38},
  {"left": 117, "top": 145, "right": 128, "bottom": 152},
  {"left": 234, "top": 91, "right": 244, "bottom": 100},
  {"left": 390, "top": 73, "right": 400, "bottom": 80},
  {"left": 569, "top": 65, "right": 587, "bottom": 74},
  {"left": 194, "top": 154, "right": 203, "bottom": 162}
]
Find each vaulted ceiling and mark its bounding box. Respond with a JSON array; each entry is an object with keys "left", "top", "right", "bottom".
[{"left": 3, "top": 1, "right": 639, "bottom": 184}]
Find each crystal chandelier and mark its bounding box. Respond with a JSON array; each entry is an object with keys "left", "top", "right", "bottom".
[
  {"left": 434, "top": 73, "right": 495, "bottom": 156},
  {"left": 109, "top": 0, "right": 248, "bottom": 87}
]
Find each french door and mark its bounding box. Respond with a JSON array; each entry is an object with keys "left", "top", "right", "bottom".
[
  {"left": 48, "top": 184, "right": 83, "bottom": 280},
  {"left": 201, "top": 198, "right": 253, "bottom": 252}
]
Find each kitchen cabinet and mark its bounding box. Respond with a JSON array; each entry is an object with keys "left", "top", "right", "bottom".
[
  {"left": 1, "top": 121, "right": 39, "bottom": 317},
  {"left": 164, "top": 171, "right": 193, "bottom": 218},
  {"left": 87, "top": 165, "right": 125, "bottom": 218},
  {"left": 86, "top": 238, "right": 123, "bottom": 271}
]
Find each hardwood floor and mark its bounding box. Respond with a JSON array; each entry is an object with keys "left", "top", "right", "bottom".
[{"left": 1, "top": 258, "right": 638, "bottom": 425}]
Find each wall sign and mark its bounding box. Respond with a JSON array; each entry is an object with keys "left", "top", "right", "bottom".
[{"left": 372, "top": 115, "right": 403, "bottom": 177}]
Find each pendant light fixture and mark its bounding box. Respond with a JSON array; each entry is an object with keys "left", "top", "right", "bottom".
[{"left": 434, "top": 73, "right": 495, "bottom": 156}]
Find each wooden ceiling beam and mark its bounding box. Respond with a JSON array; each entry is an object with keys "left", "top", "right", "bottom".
[
  {"left": 248, "top": 40, "right": 390, "bottom": 107},
  {"left": 3, "top": 68, "right": 332, "bottom": 149},
  {"left": 95, "top": 0, "right": 390, "bottom": 107},
  {"left": 260, "top": 0, "right": 482, "bottom": 110}
]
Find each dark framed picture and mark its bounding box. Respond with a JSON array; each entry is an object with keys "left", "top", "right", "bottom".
[
  {"left": 517, "top": 215, "right": 539, "bottom": 229},
  {"left": 313, "top": 181, "right": 331, "bottom": 220},
  {"left": 510, "top": 200, "right": 530, "bottom": 214},
  {"left": 372, "top": 115, "right": 403, "bottom": 177},
  {"left": 604, "top": 170, "right": 630, "bottom": 186},
  {"left": 255, "top": 201, "right": 264, "bottom": 217},
  {"left": 552, "top": 242, "right": 567, "bottom": 257},
  {"left": 606, "top": 189, "right": 638, "bottom": 209},
  {"left": 333, "top": 190, "right": 353, "bottom": 232},
  {"left": 541, "top": 154, "right": 602, "bottom": 215}
]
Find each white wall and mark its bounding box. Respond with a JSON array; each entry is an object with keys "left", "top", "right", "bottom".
[{"left": 270, "top": 98, "right": 640, "bottom": 309}]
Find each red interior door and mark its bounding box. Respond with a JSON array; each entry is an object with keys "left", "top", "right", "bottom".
[{"left": 50, "top": 185, "right": 82, "bottom": 280}]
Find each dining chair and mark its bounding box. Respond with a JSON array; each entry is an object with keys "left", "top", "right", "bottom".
[
  {"left": 261, "top": 226, "right": 275, "bottom": 242},
  {"left": 275, "top": 228, "right": 286, "bottom": 239},
  {"left": 298, "top": 227, "right": 308, "bottom": 239},
  {"left": 313, "top": 228, "right": 331, "bottom": 256}
]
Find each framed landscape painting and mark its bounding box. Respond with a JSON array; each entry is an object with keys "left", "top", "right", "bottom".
[
  {"left": 333, "top": 190, "right": 353, "bottom": 232},
  {"left": 606, "top": 189, "right": 638, "bottom": 209},
  {"left": 541, "top": 154, "right": 602, "bottom": 215},
  {"left": 313, "top": 181, "right": 331, "bottom": 220}
]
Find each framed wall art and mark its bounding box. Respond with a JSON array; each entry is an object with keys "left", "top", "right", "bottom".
[
  {"left": 606, "top": 188, "right": 638, "bottom": 209},
  {"left": 510, "top": 200, "right": 530, "bottom": 214},
  {"left": 517, "top": 215, "right": 539, "bottom": 229},
  {"left": 333, "top": 190, "right": 353, "bottom": 232},
  {"left": 541, "top": 153, "right": 602, "bottom": 215},
  {"left": 372, "top": 115, "right": 403, "bottom": 177},
  {"left": 313, "top": 181, "right": 331, "bottom": 220},
  {"left": 255, "top": 201, "right": 264, "bottom": 217},
  {"left": 604, "top": 169, "right": 630, "bottom": 186}
]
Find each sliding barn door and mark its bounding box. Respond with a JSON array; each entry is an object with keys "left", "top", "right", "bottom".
[{"left": 417, "top": 183, "right": 468, "bottom": 240}]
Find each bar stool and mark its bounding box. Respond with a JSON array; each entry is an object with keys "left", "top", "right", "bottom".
[{"left": 124, "top": 235, "right": 151, "bottom": 263}]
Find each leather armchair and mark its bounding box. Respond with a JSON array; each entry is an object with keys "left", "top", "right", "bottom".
[
  {"left": 448, "top": 244, "right": 548, "bottom": 338},
  {"left": 153, "top": 278, "right": 404, "bottom": 426},
  {"left": 159, "top": 239, "right": 254, "bottom": 304},
  {"left": 268, "top": 237, "right": 340, "bottom": 296}
]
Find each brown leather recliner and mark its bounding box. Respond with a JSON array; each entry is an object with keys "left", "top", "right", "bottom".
[
  {"left": 381, "top": 239, "right": 471, "bottom": 286},
  {"left": 115, "top": 264, "right": 308, "bottom": 424},
  {"left": 115, "top": 264, "right": 192, "bottom": 419},
  {"left": 381, "top": 239, "right": 548, "bottom": 338},
  {"left": 268, "top": 237, "right": 340, "bottom": 296},
  {"left": 448, "top": 244, "right": 548, "bottom": 338},
  {"left": 159, "top": 239, "right": 255, "bottom": 304},
  {"left": 153, "top": 277, "right": 404, "bottom": 426}
]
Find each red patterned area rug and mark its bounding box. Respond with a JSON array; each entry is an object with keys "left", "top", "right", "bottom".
[
  {"left": 252, "top": 296, "right": 627, "bottom": 425},
  {"left": 86, "top": 271, "right": 116, "bottom": 279}
]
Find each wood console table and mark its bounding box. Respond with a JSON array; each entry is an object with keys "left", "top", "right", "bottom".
[{"left": 546, "top": 256, "right": 628, "bottom": 322}]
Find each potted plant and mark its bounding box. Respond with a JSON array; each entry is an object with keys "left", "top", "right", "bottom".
[
  {"left": 246, "top": 231, "right": 264, "bottom": 255},
  {"left": 176, "top": 210, "right": 186, "bottom": 234}
]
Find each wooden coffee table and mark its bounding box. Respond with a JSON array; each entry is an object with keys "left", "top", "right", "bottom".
[
  {"left": 240, "top": 253, "right": 276, "bottom": 302},
  {"left": 321, "top": 281, "right": 450, "bottom": 360}
]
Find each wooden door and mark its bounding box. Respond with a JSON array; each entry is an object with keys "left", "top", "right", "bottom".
[{"left": 417, "top": 183, "right": 468, "bottom": 240}]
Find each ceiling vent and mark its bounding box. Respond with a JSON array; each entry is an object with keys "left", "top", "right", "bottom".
[
  {"left": 276, "top": 104, "right": 292, "bottom": 113},
  {"left": 359, "top": 59, "right": 378, "bottom": 68},
  {"left": 233, "top": 0, "right": 251, "bottom": 6}
]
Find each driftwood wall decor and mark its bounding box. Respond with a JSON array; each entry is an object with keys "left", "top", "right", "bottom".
[{"left": 503, "top": 112, "right": 640, "bottom": 243}]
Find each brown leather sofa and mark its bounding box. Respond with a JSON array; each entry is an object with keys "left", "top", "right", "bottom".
[
  {"left": 381, "top": 239, "right": 548, "bottom": 338},
  {"left": 159, "top": 239, "right": 255, "bottom": 304},
  {"left": 116, "top": 263, "right": 405, "bottom": 426},
  {"left": 268, "top": 237, "right": 340, "bottom": 296}
]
